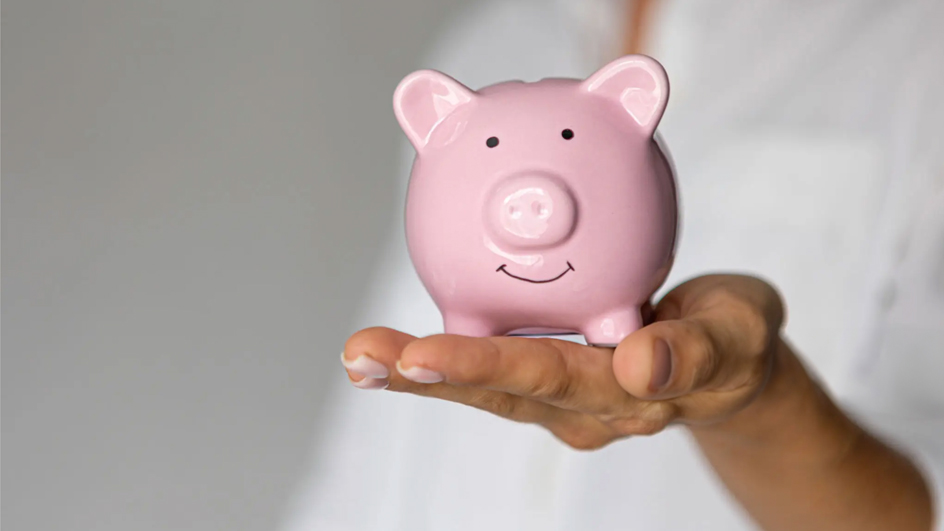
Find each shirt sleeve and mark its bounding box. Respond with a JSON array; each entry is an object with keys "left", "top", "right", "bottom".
[{"left": 840, "top": 185, "right": 944, "bottom": 530}]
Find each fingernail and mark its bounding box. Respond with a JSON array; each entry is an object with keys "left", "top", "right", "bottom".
[
  {"left": 351, "top": 376, "right": 389, "bottom": 390},
  {"left": 340, "top": 351, "right": 389, "bottom": 379},
  {"left": 649, "top": 339, "right": 673, "bottom": 392},
  {"left": 396, "top": 361, "right": 444, "bottom": 384}
]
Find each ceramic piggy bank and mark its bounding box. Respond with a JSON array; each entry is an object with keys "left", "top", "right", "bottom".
[{"left": 393, "top": 55, "right": 678, "bottom": 346}]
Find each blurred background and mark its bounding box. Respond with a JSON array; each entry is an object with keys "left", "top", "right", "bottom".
[
  {"left": 3, "top": 1, "right": 466, "bottom": 529},
  {"left": 6, "top": 1, "right": 944, "bottom": 530}
]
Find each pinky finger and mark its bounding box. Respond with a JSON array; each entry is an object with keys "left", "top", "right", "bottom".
[{"left": 392, "top": 382, "right": 616, "bottom": 449}]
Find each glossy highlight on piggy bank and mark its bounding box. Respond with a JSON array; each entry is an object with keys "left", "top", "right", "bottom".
[{"left": 393, "top": 55, "right": 678, "bottom": 346}]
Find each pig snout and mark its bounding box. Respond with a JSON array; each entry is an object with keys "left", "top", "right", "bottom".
[{"left": 484, "top": 174, "right": 576, "bottom": 249}]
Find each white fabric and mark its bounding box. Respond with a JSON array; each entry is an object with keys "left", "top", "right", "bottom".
[{"left": 285, "top": 1, "right": 944, "bottom": 529}]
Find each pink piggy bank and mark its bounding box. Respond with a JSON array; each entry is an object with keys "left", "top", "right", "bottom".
[{"left": 393, "top": 55, "right": 678, "bottom": 346}]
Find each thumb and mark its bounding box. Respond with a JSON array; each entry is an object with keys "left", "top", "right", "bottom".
[{"left": 612, "top": 314, "right": 766, "bottom": 400}]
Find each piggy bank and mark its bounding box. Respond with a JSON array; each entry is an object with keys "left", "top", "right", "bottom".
[{"left": 392, "top": 55, "right": 678, "bottom": 346}]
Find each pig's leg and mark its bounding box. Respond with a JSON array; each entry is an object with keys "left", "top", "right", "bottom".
[
  {"left": 582, "top": 308, "right": 643, "bottom": 347},
  {"left": 443, "top": 313, "right": 502, "bottom": 338}
]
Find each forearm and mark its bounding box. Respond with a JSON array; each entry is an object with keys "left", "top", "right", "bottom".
[{"left": 689, "top": 338, "right": 933, "bottom": 531}]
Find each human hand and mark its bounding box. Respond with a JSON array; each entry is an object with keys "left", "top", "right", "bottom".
[{"left": 341, "top": 274, "right": 785, "bottom": 449}]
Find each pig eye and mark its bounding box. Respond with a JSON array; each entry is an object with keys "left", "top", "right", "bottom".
[
  {"left": 486, "top": 136, "right": 499, "bottom": 148},
  {"left": 561, "top": 129, "right": 574, "bottom": 140}
]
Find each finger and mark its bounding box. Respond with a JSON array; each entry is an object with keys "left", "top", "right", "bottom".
[
  {"left": 388, "top": 369, "right": 619, "bottom": 449},
  {"left": 396, "top": 334, "right": 638, "bottom": 414},
  {"left": 341, "top": 326, "right": 420, "bottom": 390},
  {"left": 655, "top": 274, "right": 785, "bottom": 328},
  {"left": 342, "top": 328, "right": 554, "bottom": 417},
  {"left": 612, "top": 276, "right": 783, "bottom": 400},
  {"left": 343, "top": 328, "right": 616, "bottom": 447},
  {"left": 391, "top": 380, "right": 616, "bottom": 449}
]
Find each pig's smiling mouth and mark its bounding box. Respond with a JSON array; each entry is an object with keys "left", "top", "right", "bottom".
[{"left": 496, "top": 262, "right": 575, "bottom": 284}]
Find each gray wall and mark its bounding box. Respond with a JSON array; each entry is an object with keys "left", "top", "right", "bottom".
[{"left": 2, "top": 1, "right": 464, "bottom": 529}]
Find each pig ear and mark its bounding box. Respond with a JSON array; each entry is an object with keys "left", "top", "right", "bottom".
[
  {"left": 581, "top": 55, "right": 669, "bottom": 137},
  {"left": 393, "top": 70, "right": 476, "bottom": 151}
]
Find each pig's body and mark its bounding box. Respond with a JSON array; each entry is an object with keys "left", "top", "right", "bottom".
[{"left": 395, "top": 56, "right": 678, "bottom": 345}]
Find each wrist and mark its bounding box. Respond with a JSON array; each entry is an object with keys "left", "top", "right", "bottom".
[
  {"left": 688, "top": 337, "right": 862, "bottom": 464},
  {"left": 685, "top": 338, "right": 934, "bottom": 531}
]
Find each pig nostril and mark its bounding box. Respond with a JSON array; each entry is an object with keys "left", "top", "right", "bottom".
[{"left": 486, "top": 173, "right": 575, "bottom": 248}]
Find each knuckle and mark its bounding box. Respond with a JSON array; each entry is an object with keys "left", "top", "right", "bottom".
[
  {"left": 609, "top": 415, "right": 670, "bottom": 437},
  {"left": 608, "top": 417, "right": 668, "bottom": 436},
  {"left": 524, "top": 342, "right": 579, "bottom": 403},
  {"left": 736, "top": 302, "right": 774, "bottom": 356},
  {"left": 529, "top": 373, "right": 577, "bottom": 403},
  {"left": 698, "top": 286, "right": 743, "bottom": 313},
  {"left": 606, "top": 403, "right": 675, "bottom": 437},
  {"left": 554, "top": 427, "right": 613, "bottom": 451},
  {"left": 702, "top": 288, "right": 774, "bottom": 358},
  {"left": 476, "top": 392, "right": 521, "bottom": 420}
]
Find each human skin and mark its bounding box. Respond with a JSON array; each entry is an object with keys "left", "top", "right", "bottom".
[
  {"left": 342, "top": 4, "right": 933, "bottom": 529},
  {"left": 342, "top": 274, "right": 933, "bottom": 530}
]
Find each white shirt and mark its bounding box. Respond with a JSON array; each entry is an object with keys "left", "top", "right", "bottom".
[{"left": 286, "top": 1, "right": 944, "bottom": 529}]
